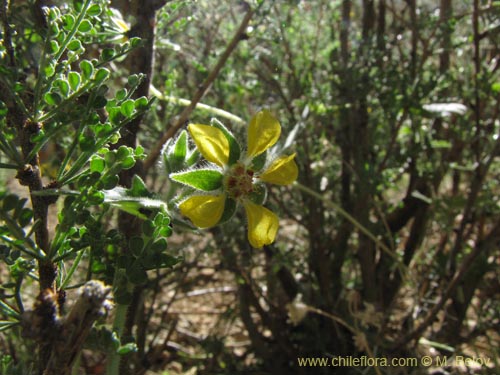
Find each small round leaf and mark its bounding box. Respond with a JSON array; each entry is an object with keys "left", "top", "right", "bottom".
[
  {"left": 80, "top": 60, "right": 94, "bottom": 80},
  {"left": 90, "top": 157, "right": 105, "bottom": 173},
  {"left": 87, "top": 4, "right": 102, "bottom": 16},
  {"left": 67, "top": 39, "right": 82, "bottom": 51},
  {"left": 120, "top": 99, "right": 135, "bottom": 118},
  {"left": 78, "top": 20, "right": 92, "bottom": 33},
  {"left": 68, "top": 71, "right": 81, "bottom": 91}
]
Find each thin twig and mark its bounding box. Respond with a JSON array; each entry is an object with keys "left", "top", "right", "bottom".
[
  {"left": 293, "top": 182, "right": 407, "bottom": 277},
  {"left": 305, "top": 306, "right": 383, "bottom": 375},
  {"left": 393, "top": 221, "right": 500, "bottom": 348},
  {"left": 1, "top": 0, "right": 15, "bottom": 66},
  {"left": 143, "top": 8, "right": 254, "bottom": 171},
  {"left": 446, "top": 2, "right": 484, "bottom": 275},
  {"left": 149, "top": 85, "right": 245, "bottom": 124}
]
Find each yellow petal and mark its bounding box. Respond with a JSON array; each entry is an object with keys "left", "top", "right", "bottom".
[
  {"left": 243, "top": 201, "right": 279, "bottom": 248},
  {"left": 259, "top": 153, "right": 298, "bottom": 185},
  {"left": 246, "top": 110, "right": 281, "bottom": 158},
  {"left": 179, "top": 194, "right": 225, "bottom": 228},
  {"left": 188, "top": 124, "right": 229, "bottom": 167}
]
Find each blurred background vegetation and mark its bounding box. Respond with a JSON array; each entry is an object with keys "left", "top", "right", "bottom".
[{"left": 1, "top": 0, "right": 499, "bottom": 374}]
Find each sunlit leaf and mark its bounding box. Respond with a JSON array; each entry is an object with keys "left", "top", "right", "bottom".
[{"left": 102, "top": 187, "right": 168, "bottom": 220}]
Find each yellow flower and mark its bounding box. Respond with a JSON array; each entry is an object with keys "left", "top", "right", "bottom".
[
  {"left": 243, "top": 201, "right": 279, "bottom": 248},
  {"left": 246, "top": 110, "right": 281, "bottom": 158},
  {"left": 259, "top": 154, "right": 298, "bottom": 185},
  {"left": 178, "top": 195, "right": 225, "bottom": 228},
  {"left": 177, "top": 110, "right": 298, "bottom": 248},
  {"left": 188, "top": 124, "right": 229, "bottom": 167}
]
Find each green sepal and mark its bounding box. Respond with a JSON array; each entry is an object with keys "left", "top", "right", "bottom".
[
  {"left": 186, "top": 149, "right": 201, "bottom": 167},
  {"left": 173, "top": 130, "right": 188, "bottom": 163},
  {"left": 211, "top": 118, "right": 241, "bottom": 166},
  {"left": 248, "top": 183, "right": 267, "bottom": 205},
  {"left": 251, "top": 150, "right": 267, "bottom": 172},
  {"left": 170, "top": 169, "right": 223, "bottom": 191},
  {"left": 161, "top": 130, "right": 190, "bottom": 173},
  {"left": 161, "top": 139, "right": 174, "bottom": 173},
  {"left": 218, "top": 196, "right": 237, "bottom": 224}
]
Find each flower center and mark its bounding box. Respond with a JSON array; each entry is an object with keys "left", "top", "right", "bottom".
[{"left": 225, "top": 163, "right": 254, "bottom": 199}]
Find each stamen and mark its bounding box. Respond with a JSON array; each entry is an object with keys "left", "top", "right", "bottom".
[{"left": 225, "top": 162, "right": 255, "bottom": 199}]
